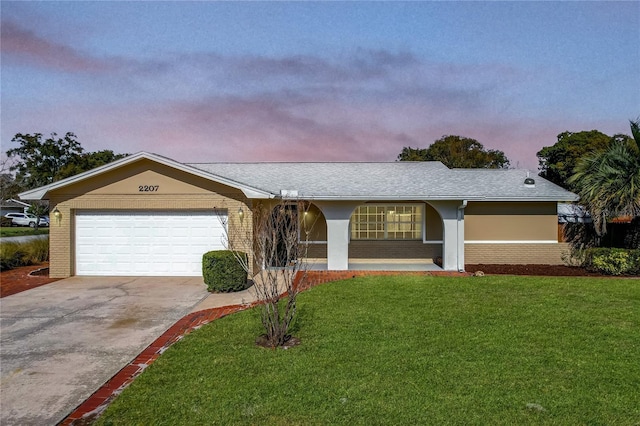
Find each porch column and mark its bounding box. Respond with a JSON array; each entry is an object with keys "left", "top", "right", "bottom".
[
  {"left": 428, "top": 200, "right": 466, "bottom": 271},
  {"left": 314, "top": 201, "right": 361, "bottom": 270}
]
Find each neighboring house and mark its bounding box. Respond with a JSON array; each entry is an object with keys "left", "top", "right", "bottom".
[
  {"left": 0, "top": 198, "right": 31, "bottom": 216},
  {"left": 19, "top": 152, "right": 578, "bottom": 278},
  {"left": 558, "top": 203, "right": 592, "bottom": 224}
]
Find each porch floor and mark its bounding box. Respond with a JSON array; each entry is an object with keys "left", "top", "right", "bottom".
[{"left": 305, "top": 258, "right": 443, "bottom": 272}]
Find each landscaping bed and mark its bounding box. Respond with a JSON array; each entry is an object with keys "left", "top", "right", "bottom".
[
  {"left": 0, "top": 262, "right": 61, "bottom": 297},
  {"left": 465, "top": 264, "right": 608, "bottom": 277}
]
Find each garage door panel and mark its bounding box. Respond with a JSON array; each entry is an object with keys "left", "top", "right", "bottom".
[{"left": 75, "top": 211, "right": 227, "bottom": 276}]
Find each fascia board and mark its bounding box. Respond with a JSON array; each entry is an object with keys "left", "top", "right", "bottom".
[
  {"left": 292, "top": 195, "right": 579, "bottom": 202},
  {"left": 18, "top": 151, "right": 273, "bottom": 201},
  {"left": 18, "top": 187, "right": 48, "bottom": 201},
  {"left": 6, "top": 198, "right": 31, "bottom": 207}
]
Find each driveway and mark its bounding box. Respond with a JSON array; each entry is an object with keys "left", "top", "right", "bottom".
[{"left": 0, "top": 276, "right": 209, "bottom": 426}]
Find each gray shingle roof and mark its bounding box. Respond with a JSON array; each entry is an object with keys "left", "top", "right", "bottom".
[{"left": 188, "top": 162, "right": 577, "bottom": 201}]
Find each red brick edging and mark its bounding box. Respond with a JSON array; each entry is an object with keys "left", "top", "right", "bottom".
[
  {"left": 60, "top": 270, "right": 468, "bottom": 425},
  {"left": 59, "top": 302, "right": 259, "bottom": 425}
]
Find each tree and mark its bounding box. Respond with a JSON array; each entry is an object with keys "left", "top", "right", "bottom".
[
  {"left": 57, "top": 150, "right": 128, "bottom": 180},
  {"left": 0, "top": 174, "right": 24, "bottom": 200},
  {"left": 396, "top": 147, "right": 428, "bottom": 161},
  {"left": 5, "top": 132, "right": 129, "bottom": 190},
  {"left": 568, "top": 119, "right": 640, "bottom": 239},
  {"left": 536, "top": 130, "right": 633, "bottom": 190},
  {"left": 6, "top": 132, "right": 84, "bottom": 188},
  {"left": 397, "top": 135, "right": 510, "bottom": 169},
  {"left": 222, "top": 200, "right": 315, "bottom": 348},
  {"left": 27, "top": 201, "right": 48, "bottom": 230}
]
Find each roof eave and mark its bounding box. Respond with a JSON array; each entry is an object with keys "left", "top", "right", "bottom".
[
  {"left": 18, "top": 151, "right": 274, "bottom": 201},
  {"left": 285, "top": 195, "right": 579, "bottom": 202}
]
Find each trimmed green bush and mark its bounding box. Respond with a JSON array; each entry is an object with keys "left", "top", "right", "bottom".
[
  {"left": 584, "top": 248, "right": 640, "bottom": 275},
  {"left": 202, "top": 250, "right": 248, "bottom": 292},
  {"left": 0, "top": 237, "right": 49, "bottom": 271}
]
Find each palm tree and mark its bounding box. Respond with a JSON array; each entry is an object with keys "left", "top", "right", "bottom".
[{"left": 568, "top": 118, "right": 640, "bottom": 238}]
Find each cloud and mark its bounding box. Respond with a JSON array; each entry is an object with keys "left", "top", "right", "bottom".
[
  {"left": 0, "top": 19, "right": 116, "bottom": 73},
  {"left": 0, "top": 17, "right": 599, "bottom": 172}
]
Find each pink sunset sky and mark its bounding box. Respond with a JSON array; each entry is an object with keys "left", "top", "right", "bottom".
[{"left": 1, "top": 1, "right": 638, "bottom": 171}]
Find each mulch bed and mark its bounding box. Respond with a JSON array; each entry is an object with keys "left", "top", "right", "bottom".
[
  {"left": 0, "top": 263, "right": 633, "bottom": 299},
  {"left": 0, "top": 262, "right": 61, "bottom": 298},
  {"left": 465, "top": 264, "right": 607, "bottom": 277}
]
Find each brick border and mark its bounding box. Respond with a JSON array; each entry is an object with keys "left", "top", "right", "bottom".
[
  {"left": 60, "top": 302, "right": 259, "bottom": 425},
  {"left": 60, "top": 270, "right": 469, "bottom": 425}
]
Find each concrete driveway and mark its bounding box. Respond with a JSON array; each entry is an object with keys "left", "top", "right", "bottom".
[{"left": 0, "top": 276, "right": 209, "bottom": 426}]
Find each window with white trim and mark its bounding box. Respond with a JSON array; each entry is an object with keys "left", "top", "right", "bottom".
[{"left": 350, "top": 204, "right": 423, "bottom": 240}]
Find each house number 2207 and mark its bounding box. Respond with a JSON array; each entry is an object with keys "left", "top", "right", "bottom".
[{"left": 138, "top": 185, "right": 159, "bottom": 192}]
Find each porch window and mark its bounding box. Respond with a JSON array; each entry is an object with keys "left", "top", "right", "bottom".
[{"left": 350, "top": 204, "right": 423, "bottom": 240}]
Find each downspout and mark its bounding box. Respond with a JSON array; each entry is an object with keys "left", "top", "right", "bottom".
[{"left": 457, "top": 200, "right": 467, "bottom": 272}]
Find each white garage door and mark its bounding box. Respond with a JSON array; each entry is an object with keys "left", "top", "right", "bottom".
[{"left": 75, "top": 211, "right": 227, "bottom": 276}]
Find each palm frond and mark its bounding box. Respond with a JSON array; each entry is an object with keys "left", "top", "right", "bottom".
[
  {"left": 630, "top": 117, "right": 640, "bottom": 153},
  {"left": 570, "top": 140, "right": 640, "bottom": 236}
]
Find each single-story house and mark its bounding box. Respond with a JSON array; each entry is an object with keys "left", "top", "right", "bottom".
[
  {"left": 0, "top": 198, "right": 31, "bottom": 216},
  {"left": 19, "top": 152, "right": 578, "bottom": 278}
]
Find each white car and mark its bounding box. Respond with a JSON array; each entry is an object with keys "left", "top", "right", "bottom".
[{"left": 3, "top": 213, "right": 49, "bottom": 227}]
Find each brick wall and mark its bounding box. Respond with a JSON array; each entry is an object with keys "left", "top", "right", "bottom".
[
  {"left": 464, "top": 242, "right": 570, "bottom": 265},
  {"left": 305, "top": 243, "right": 327, "bottom": 258},
  {"left": 48, "top": 192, "right": 252, "bottom": 278},
  {"left": 348, "top": 240, "right": 442, "bottom": 259}
]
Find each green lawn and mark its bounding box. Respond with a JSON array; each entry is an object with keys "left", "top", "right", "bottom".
[
  {"left": 97, "top": 275, "right": 639, "bottom": 425},
  {"left": 0, "top": 227, "right": 49, "bottom": 238}
]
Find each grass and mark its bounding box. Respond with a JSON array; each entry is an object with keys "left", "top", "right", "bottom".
[
  {"left": 97, "top": 275, "right": 640, "bottom": 425},
  {"left": 0, "top": 227, "right": 49, "bottom": 238}
]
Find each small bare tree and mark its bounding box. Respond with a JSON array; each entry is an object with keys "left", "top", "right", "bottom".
[{"left": 221, "top": 200, "right": 316, "bottom": 348}]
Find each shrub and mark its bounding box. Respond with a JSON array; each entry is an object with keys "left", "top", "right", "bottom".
[
  {"left": 1, "top": 216, "right": 14, "bottom": 227},
  {"left": 583, "top": 248, "right": 640, "bottom": 275},
  {"left": 0, "top": 237, "right": 50, "bottom": 271},
  {"left": 202, "top": 250, "right": 248, "bottom": 292},
  {"left": 0, "top": 242, "right": 27, "bottom": 271},
  {"left": 24, "top": 237, "right": 49, "bottom": 264}
]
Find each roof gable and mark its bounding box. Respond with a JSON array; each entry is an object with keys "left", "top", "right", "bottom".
[{"left": 18, "top": 152, "right": 272, "bottom": 200}]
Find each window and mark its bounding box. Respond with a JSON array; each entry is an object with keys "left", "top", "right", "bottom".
[{"left": 350, "top": 204, "right": 423, "bottom": 240}]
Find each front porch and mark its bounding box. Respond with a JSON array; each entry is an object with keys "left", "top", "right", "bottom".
[{"left": 312, "top": 200, "right": 466, "bottom": 272}]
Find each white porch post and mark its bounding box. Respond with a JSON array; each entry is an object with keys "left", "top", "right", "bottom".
[
  {"left": 314, "top": 201, "right": 360, "bottom": 271},
  {"left": 428, "top": 200, "right": 466, "bottom": 272}
]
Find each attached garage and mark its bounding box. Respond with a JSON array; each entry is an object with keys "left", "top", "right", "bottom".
[
  {"left": 17, "top": 153, "right": 259, "bottom": 278},
  {"left": 75, "top": 211, "right": 227, "bottom": 276}
]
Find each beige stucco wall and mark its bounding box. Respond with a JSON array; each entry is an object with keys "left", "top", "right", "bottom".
[
  {"left": 465, "top": 202, "right": 558, "bottom": 241},
  {"left": 47, "top": 159, "right": 252, "bottom": 278},
  {"left": 463, "top": 202, "right": 564, "bottom": 265},
  {"left": 425, "top": 203, "right": 443, "bottom": 240},
  {"left": 304, "top": 203, "right": 327, "bottom": 242}
]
